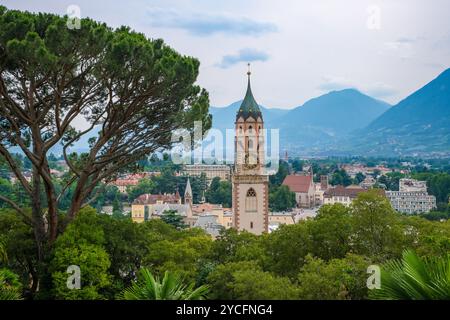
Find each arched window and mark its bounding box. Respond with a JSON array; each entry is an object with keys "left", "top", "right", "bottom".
[
  {"left": 239, "top": 126, "right": 243, "bottom": 133},
  {"left": 248, "top": 125, "right": 253, "bottom": 133},
  {"left": 248, "top": 139, "right": 253, "bottom": 150},
  {"left": 245, "top": 188, "right": 257, "bottom": 212}
]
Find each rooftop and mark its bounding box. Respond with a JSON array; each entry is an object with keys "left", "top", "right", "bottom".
[
  {"left": 324, "top": 185, "right": 378, "bottom": 198},
  {"left": 132, "top": 193, "right": 181, "bottom": 205},
  {"left": 282, "top": 175, "right": 313, "bottom": 193}
]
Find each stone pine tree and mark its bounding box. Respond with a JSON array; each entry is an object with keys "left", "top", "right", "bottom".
[
  {"left": 0, "top": 6, "right": 211, "bottom": 267},
  {"left": 161, "top": 210, "right": 187, "bottom": 229}
]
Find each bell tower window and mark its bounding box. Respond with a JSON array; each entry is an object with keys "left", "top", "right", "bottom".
[{"left": 245, "top": 188, "right": 257, "bottom": 212}]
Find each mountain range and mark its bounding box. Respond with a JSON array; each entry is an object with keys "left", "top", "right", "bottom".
[
  {"left": 210, "top": 68, "right": 450, "bottom": 157},
  {"left": 346, "top": 68, "right": 450, "bottom": 157},
  {"left": 29, "top": 68, "right": 449, "bottom": 158}
]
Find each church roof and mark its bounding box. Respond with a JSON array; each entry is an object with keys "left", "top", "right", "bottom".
[
  {"left": 236, "top": 66, "right": 262, "bottom": 121},
  {"left": 282, "top": 175, "right": 314, "bottom": 193}
]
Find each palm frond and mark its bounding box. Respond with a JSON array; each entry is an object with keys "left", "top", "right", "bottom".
[
  {"left": 0, "top": 268, "right": 22, "bottom": 300},
  {"left": 371, "top": 250, "right": 450, "bottom": 300},
  {"left": 120, "top": 268, "right": 209, "bottom": 300}
]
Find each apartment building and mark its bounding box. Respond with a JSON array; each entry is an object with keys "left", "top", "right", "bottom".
[{"left": 386, "top": 179, "right": 436, "bottom": 214}]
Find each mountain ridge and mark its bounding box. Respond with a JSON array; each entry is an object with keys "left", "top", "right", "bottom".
[{"left": 345, "top": 68, "right": 450, "bottom": 156}]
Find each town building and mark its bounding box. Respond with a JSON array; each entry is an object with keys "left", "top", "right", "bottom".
[
  {"left": 386, "top": 178, "right": 436, "bottom": 214},
  {"left": 222, "top": 209, "right": 233, "bottom": 228},
  {"left": 232, "top": 65, "right": 269, "bottom": 235},
  {"left": 282, "top": 174, "right": 316, "bottom": 208},
  {"left": 192, "top": 202, "right": 233, "bottom": 227},
  {"left": 294, "top": 208, "right": 319, "bottom": 222},
  {"left": 9, "top": 171, "right": 32, "bottom": 184},
  {"left": 131, "top": 192, "right": 190, "bottom": 223},
  {"left": 268, "top": 208, "right": 313, "bottom": 232},
  {"left": 131, "top": 177, "right": 235, "bottom": 237},
  {"left": 320, "top": 175, "right": 329, "bottom": 190},
  {"left": 112, "top": 178, "right": 139, "bottom": 193},
  {"left": 340, "top": 163, "right": 392, "bottom": 178},
  {"left": 399, "top": 178, "right": 428, "bottom": 192},
  {"left": 313, "top": 175, "right": 329, "bottom": 206},
  {"left": 110, "top": 172, "right": 160, "bottom": 193},
  {"left": 323, "top": 185, "right": 369, "bottom": 206},
  {"left": 268, "top": 212, "right": 296, "bottom": 226},
  {"left": 386, "top": 191, "right": 436, "bottom": 214},
  {"left": 194, "top": 215, "right": 223, "bottom": 238},
  {"left": 360, "top": 175, "right": 376, "bottom": 189},
  {"left": 182, "top": 164, "right": 231, "bottom": 182}
]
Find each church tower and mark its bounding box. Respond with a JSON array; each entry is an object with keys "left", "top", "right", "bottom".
[
  {"left": 232, "top": 64, "right": 269, "bottom": 235},
  {"left": 184, "top": 178, "right": 193, "bottom": 206}
]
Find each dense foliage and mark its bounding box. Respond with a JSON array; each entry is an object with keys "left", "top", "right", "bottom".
[
  {"left": 2, "top": 190, "right": 448, "bottom": 300},
  {"left": 370, "top": 250, "right": 450, "bottom": 299},
  {"left": 120, "top": 269, "right": 209, "bottom": 300},
  {"left": 0, "top": 6, "right": 211, "bottom": 296}
]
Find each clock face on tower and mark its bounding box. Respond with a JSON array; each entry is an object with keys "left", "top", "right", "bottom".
[{"left": 244, "top": 153, "right": 258, "bottom": 170}]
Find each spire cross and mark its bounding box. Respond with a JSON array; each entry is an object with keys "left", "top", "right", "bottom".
[{"left": 247, "top": 63, "right": 251, "bottom": 78}]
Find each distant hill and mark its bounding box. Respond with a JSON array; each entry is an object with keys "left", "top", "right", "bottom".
[
  {"left": 348, "top": 68, "right": 450, "bottom": 156},
  {"left": 274, "top": 89, "right": 390, "bottom": 153},
  {"left": 206, "top": 90, "right": 390, "bottom": 157},
  {"left": 13, "top": 69, "right": 449, "bottom": 158},
  {"left": 280, "top": 89, "right": 390, "bottom": 134}
]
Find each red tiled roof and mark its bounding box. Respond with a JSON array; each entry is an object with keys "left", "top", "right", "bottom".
[
  {"left": 282, "top": 175, "right": 313, "bottom": 193},
  {"left": 192, "top": 203, "right": 222, "bottom": 214},
  {"left": 112, "top": 179, "right": 139, "bottom": 186},
  {"left": 111, "top": 172, "right": 161, "bottom": 187},
  {"left": 127, "top": 172, "right": 160, "bottom": 179},
  {"left": 323, "top": 185, "right": 386, "bottom": 199},
  {"left": 324, "top": 185, "right": 365, "bottom": 198},
  {"left": 132, "top": 193, "right": 181, "bottom": 205}
]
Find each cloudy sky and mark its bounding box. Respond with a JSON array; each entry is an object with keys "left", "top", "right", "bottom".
[{"left": 3, "top": 0, "right": 450, "bottom": 108}]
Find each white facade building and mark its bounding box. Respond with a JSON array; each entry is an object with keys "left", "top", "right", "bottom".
[
  {"left": 386, "top": 191, "right": 436, "bottom": 214},
  {"left": 386, "top": 178, "right": 436, "bottom": 214},
  {"left": 182, "top": 164, "right": 231, "bottom": 181}
]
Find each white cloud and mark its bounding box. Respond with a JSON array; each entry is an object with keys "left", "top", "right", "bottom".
[
  {"left": 145, "top": 7, "right": 277, "bottom": 36},
  {"left": 217, "top": 48, "right": 270, "bottom": 69},
  {"left": 1, "top": 0, "right": 449, "bottom": 108}
]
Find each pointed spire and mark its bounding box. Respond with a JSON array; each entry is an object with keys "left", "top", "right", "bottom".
[
  {"left": 184, "top": 178, "right": 192, "bottom": 199},
  {"left": 237, "top": 63, "right": 262, "bottom": 121}
]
